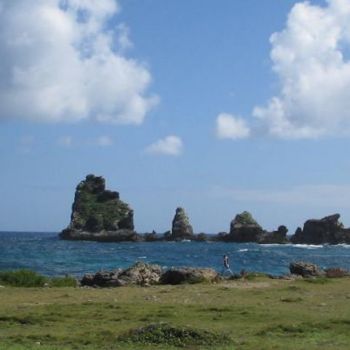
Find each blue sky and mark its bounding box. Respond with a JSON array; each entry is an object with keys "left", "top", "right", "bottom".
[{"left": 1, "top": 0, "right": 350, "bottom": 234}]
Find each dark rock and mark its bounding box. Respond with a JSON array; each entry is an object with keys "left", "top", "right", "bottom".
[
  {"left": 226, "top": 211, "right": 264, "bottom": 242},
  {"left": 160, "top": 267, "right": 219, "bottom": 285},
  {"left": 171, "top": 207, "right": 194, "bottom": 240},
  {"left": 289, "top": 261, "right": 323, "bottom": 277},
  {"left": 59, "top": 175, "right": 138, "bottom": 242},
  {"left": 260, "top": 225, "right": 289, "bottom": 244},
  {"left": 290, "top": 214, "right": 350, "bottom": 244},
  {"left": 324, "top": 267, "right": 349, "bottom": 278}
]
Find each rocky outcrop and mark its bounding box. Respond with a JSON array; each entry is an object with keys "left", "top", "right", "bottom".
[
  {"left": 160, "top": 267, "right": 219, "bottom": 285},
  {"left": 225, "top": 211, "right": 264, "bottom": 242},
  {"left": 260, "top": 226, "right": 289, "bottom": 244},
  {"left": 60, "top": 174, "right": 139, "bottom": 242},
  {"left": 171, "top": 207, "right": 194, "bottom": 240},
  {"left": 290, "top": 214, "right": 350, "bottom": 244},
  {"left": 289, "top": 261, "right": 323, "bottom": 277},
  {"left": 81, "top": 263, "right": 219, "bottom": 287},
  {"left": 81, "top": 262, "right": 162, "bottom": 287}
]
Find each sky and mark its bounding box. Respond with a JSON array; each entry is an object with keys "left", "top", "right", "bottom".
[{"left": 1, "top": 0, "right": 350, "bottom": 234}]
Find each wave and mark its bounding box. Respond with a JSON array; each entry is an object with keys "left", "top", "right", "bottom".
[
  {"left": 293, "top": 244, "right": 323, "bottom": 249},
  {"left": 335, "top": 243, "right": 350, "bottom": 248},
  {"left": 238, "top": 249, "right": 248, "bottom": 252}
]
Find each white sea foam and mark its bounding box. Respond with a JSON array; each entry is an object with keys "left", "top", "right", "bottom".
[
  {"left": 335, "top": 244, "right": 350, "bottom": 248},
  {"left": 294, "top": 244, "right": 323, "bottom": 249},
  {"left": 137, "top": 256, "right": 147, "bottom": 259},
  {"left": 238, "top": 249, "right": 248, "bottom": 252}
]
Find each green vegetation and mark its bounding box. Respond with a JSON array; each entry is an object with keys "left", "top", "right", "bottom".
[
  {"left": 235, "top": 211, "right": 260, "bottom": 226},
  {"left": 75, "top": 190, "right": 130, "bottom": 231},
  {"left": 0, "top": 277, "right": 350, "bottom": 349},
  {"left": 0, "top": 270, "right": 77, "bottom": 288},
  {"left": 119, "top": 323, "right": 231, "bottom": 347}
]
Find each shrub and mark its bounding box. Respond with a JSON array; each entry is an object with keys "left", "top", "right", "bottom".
[{"left": 0, "top": 269, "right": 47, "bottom": 287}]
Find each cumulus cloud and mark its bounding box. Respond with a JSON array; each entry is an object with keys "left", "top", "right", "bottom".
[
  {"left": 0, "top": 0, "right": 158, "bottom": 124},
  {"left": 216, "top": 113, "right": 250, "bottom": 140},
  {"left": 253, "top": 0, "right": 350, "bottom": 138},
  {"left": 145, "top": 135, "right": 183, "bottom": 156}
]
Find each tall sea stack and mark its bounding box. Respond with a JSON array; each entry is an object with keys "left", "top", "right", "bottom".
[
  {"left": 60, "top": 174, "right": 139, "bottom": 242},
  {"left": 171, "top": 207, "right": 194, "bottom": 240}
]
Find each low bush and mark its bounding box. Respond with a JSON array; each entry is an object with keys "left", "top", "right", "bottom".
[
  {"left": 119, "top": 323, "right": 231, "bottom": 347},
  {"left": 0, "top": 270, "right": 77, "bottom": 288},
  {"left": 0, "top": 269, "right": 47, "bottom": 287}
]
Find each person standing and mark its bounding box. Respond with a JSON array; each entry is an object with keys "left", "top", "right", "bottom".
[{"left": 222, "top": 254, "right": 233, "bottom": 276}]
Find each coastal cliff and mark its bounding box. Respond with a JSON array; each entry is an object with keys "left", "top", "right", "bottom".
[{"left": 60, "top": 175, "right": 139, "bottom": 242}]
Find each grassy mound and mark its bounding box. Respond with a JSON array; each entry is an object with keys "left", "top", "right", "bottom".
[{"left": 119, "top": 323, "right": 231, "bottom": 347}]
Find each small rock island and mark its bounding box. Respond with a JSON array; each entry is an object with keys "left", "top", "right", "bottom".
[{"left": 60, "top": 175, "right": 139, "bottom": 242}]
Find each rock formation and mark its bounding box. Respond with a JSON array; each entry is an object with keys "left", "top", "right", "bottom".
[
  {"left": 259, "top": 225, "right": 289, "bottom": 244},
  {"left": 80, "top": 263, "right": 219, "bottom": 287},
  {"left": 171, "top": 207, "right": 194, "bottom": 240},
  {"left": 290, "top": 214, "right": 350, "bottom": 244},
  {"left": 226, "top": 211, "right": 264, "bottom": 242},
  {"left": 60, "top": 174, "right": 139, "bottom": 242},
  {"left": 81, "top": 262, "right": 162, "bottom": 287},
  {"left": 289, "top": 261, "right": 323, "bottom": 277},
  {"left": 160, "top": 267, "right": 219, "bottom": 285}
]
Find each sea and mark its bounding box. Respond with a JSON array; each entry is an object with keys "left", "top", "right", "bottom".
[{"left": 1, "top": 231, "right": 350, "bottom": 277}]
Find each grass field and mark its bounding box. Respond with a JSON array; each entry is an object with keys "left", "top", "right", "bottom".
[{"left": 0, "top": 277, "right": 350, "bottom": 349}]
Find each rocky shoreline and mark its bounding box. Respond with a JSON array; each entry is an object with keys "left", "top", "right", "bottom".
[
  {"left": 79, "top": 261, "right": 350, "bottom": 288},
  {"left": 60, "top": 174, "right": 350, "bottom": 244}
]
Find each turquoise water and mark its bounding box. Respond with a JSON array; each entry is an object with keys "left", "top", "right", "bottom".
[{"left": 1, "top": 232, "right": 350, "bottom": 277}]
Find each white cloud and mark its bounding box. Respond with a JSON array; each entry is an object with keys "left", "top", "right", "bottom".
[
  {"left": 0, "top": 0, "right": 158, "bottom": 125},
  {"left": 96, "top": 135, "right": 113, "bottom": 147},
  {"left": 253, "top": 0, "right": 350, "bottom": 138},
  {"left": 145, "top": 135, "right": 183, "bottom": 156},
  {"left": 216, "top": 113, "right": 250, "bottom": 139},
  {"left": 58, "top": 135, "right": 73, "bottom": 147}
]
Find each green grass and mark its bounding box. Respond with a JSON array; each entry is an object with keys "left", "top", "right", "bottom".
[
  {"left": 0, "top": 270, "right": 77, "bottom": 288},
  {"left": 0, "top": 277, "right": 350, "bottom": 349}
]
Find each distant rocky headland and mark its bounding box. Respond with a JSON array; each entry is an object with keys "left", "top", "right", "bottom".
[{"left": 60, "top": 174, "right": 350, "bottom": 244}]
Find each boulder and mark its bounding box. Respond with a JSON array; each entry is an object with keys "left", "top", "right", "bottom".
[
  {"left": 118, "top": 262, "right": 162, "bottom": 286},
  {"left": 289, "top": 261, "right": 323, "bottom": 277},
  {"left": 324, "top": 268, "right": 349, "bottom": 278},
  {"left": 226, "top": 211, "right": 264, "bottom": 242},
  {"left": 80, "top": 263, "right": 162, "bottom": 287},
  {"left": 290, "top": 214, "right": 350, "bottom": 244},
  {"left": 171, "top": 207, "right": 194, "bottom": 240},
  {"left": 81, "top": 270, "right": 124, "bottom": 287},
  {"left": 160, "top": 267, "right": 219, "bottom": 285},
  {"left": 59, "top": 174, "right": 139, "bottom": 242}
]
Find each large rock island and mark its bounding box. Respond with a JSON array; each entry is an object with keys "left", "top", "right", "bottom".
[
  {"left": 60, "top": 175, "right": 139, "bottom": 242},
  {"left": 221, "top": 211, "right": 288, "bottom": 244},
  {"left": 290, "top": 214, "right": 350, "bottom": 244}
]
